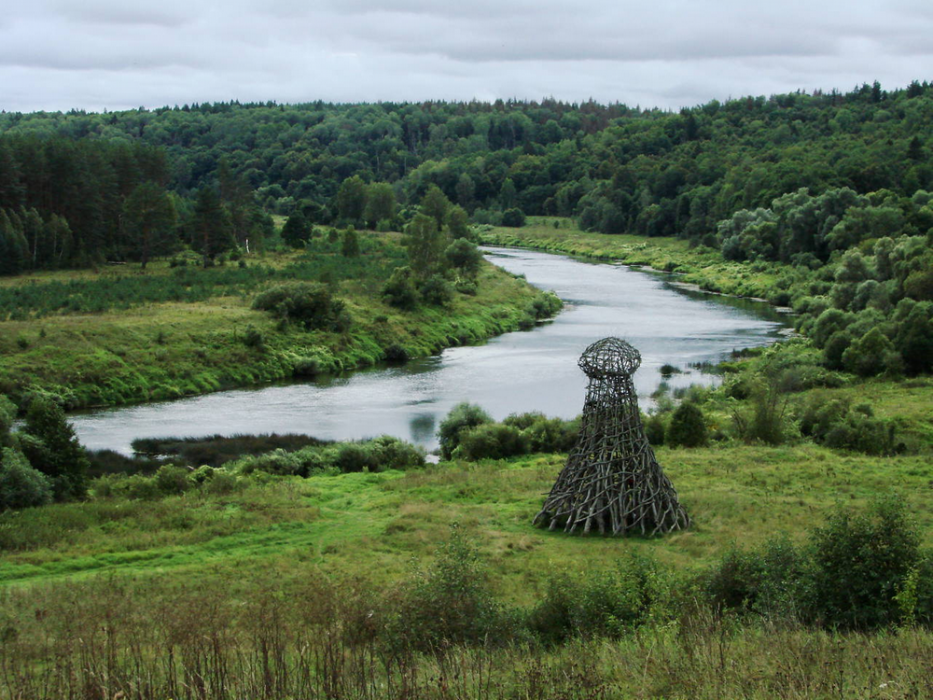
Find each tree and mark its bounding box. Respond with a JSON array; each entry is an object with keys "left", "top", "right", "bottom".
[
  {"left": 438, "top": 403, "right": 492, "bottom": 459},
  {"left": 420, "top": 184, "right": 450, "bottom": 230},
  {"left": 455, "top": 173, "right": 476, "bottom": 211},
  {"left": 341, "top": 227, "right": 361, "bottom": 257},
  {"left": 217, "top": 157, "right": 254, "bottom": 247},
  {"left": 335, "top": 175, "right": 367, "bottom": 224},
  {"left": 192, "top": 186, "right": 234, "bottom": 265},
  {"left": 447, "top": 205, "right": 472, "bottom": 240},
  {"left": 502, "top": 208, "right": 526, "bottom": 227},
  {"left": 0, "top": 209, "right": 28, "bottom": 275},
  {"left": 281, "top": 211, "right": 311, "bottom": 248},
  {"left": 445, "top": 238, "right": 482, "bottom": 277},
  {"left": 499, "top": 178, "right": 517, "bottom": 209},
  {"left": 123, "top": 182, "right": 177, "bottom": 268},
  {"left": 364, "top": 182, "right": 396, "bottom": 228},
  {"left": 404, "top": 213, "right": 447, "bottom": 276},
  {"left": 18, "top": 396, "right": 88, "bottom": 501},
  {"left": 0, "top": 447, "right": 53, "bottom": 510},
  {"left": 666, "top": 402, "right": 708, "bottom": 447}
]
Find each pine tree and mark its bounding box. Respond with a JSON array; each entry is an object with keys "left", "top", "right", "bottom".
[
  {"left": 123, "top": 182, "right": 177, "bottom": 268},
  {"left": 19, "top": 396, "right": 88, "bottom": 501},
  {"left": 192, "top": 186, "right": 234, "bottom": 265}
]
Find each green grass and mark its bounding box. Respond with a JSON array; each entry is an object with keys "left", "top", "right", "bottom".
[
  {"left": 3, "top": 440, "right": 930, "bottom": 598},
  {"left": 0, "top": 233, "right": 554, "bottom": 409}
]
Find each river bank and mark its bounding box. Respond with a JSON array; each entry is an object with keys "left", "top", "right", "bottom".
[
  {"left": 0, "top": 234, "right": 560, "bottom": 411},
  {"left": 480, "top": 218, "right": 795, "bottom": 304}
]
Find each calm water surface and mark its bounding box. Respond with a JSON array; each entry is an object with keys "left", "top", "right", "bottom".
[{"left": 71, "top": 247, "right": 787, "bottom": 454}]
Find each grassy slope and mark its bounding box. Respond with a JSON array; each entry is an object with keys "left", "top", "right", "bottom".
[{"left": 0, "top": 235, "right": 551, "bottom": 409}]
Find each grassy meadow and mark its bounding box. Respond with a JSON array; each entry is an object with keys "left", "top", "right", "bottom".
[
  {"left": 1, "top": 442, "right": 931, "bottom": 592},
  {"left": 0, "top": 232, "right": 556, "bottom": 409}
]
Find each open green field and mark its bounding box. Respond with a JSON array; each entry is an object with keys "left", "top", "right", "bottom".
[
  {"left": 2, "top": 440, "right": 930, "bottom": 595},
  {"left": 2, "top": 431, "right": 933, "bottom": 699},
  {"left": 0, "top": 233, "right": 556, "bottom": 409}
]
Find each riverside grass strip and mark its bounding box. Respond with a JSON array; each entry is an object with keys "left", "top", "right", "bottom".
[{"left": 0, "top": 233, "right": 557, "bottom": 410}]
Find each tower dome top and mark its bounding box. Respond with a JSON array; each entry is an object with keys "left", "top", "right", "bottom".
[{"left": 578, "top": 337, "right": 641, "bottom": 377}]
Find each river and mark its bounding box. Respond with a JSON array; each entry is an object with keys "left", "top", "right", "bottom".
[{"left": 70, "top": 247, "right": 788, "bottom": 454}]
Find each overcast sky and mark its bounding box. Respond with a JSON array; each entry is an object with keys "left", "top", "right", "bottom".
[{"left": 1, "top": 0, "right": 931, "bottom": 113}]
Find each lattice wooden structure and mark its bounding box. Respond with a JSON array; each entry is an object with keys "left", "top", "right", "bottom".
[{"left": 534, "top": 337, "right": 690, "bottom": 536}]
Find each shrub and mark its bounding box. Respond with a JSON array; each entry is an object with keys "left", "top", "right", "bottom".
[
  {"left": 382, "top": 266, "right": 418, "bottom": 310},
  {"left": 502, "top": 412, "right": 578, "bottom": 453},
  {"left": 644, "top": 413, "right": 666, "bottom": 446},
  {"left": 842, "top": 327, "right": 897, "bottom": 377},
  {"left": 368, "top": 435, "right": 425, "bottom": 470},
  {"left": 703, "top": 537, "right": 808, "bottom": 620},
  {"left": 384, "top": 525, "right": 504, "bottom": 652},
  {"left": 528, "top": 553, "right": 672, "bottom": 644},
  {"left": 19, "top": 396, "right": 88, "bottom": 500},
  {"left": 666, "top": 402, "right": 708, "bottom": 448},
  {"left": 242, "top": 324, "right": 265, "bottom": 349},
  {"left": 809, "top": 498, "right": 921, "bottom": 629},
  {"left": 418, "top": 274, "right": 454, "bottom": 307},
  {"left": 0, "top": 447, "right": 53, "bottom": 510},
  {"left": 383, "top": 343, "right": 409, "bottom": 363},
  {"left": 437, "top": 403, "right": 492, "bottom": 460},
  {"left": 531, "top": 292, "right": 562, "bottom": 319},
  {"left": 252, "top": 282, "right": 350, "bottom": 331},
  {"left": 501, "top": 208, "right": 526, "bottom": 227},
  {"left": 797, "top": 394, "right": 900, "bottom": 455},
  {"left": 453, "top": 423, "right": 529, "bottom": 460},
  {"left": 444, "top": 239, "right": 482, "bottom": 277},
  {"left": 334, "top": 443, "right": 379, "bottom": 473},
  {"left": 154, "top": 465, "right": 193, "bottom": 495}
]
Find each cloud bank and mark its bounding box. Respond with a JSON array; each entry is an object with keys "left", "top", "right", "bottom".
[{"left": 1, "top": 0, "right": 930, "bottom": 112}]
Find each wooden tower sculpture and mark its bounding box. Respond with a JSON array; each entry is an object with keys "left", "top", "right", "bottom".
[{"left": 534, "top": 337, "right": 690, "bottom": 536}]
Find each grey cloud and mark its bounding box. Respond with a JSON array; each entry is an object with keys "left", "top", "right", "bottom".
[{"left": 0, "top": 0, "right": 929, "bottom": 113}]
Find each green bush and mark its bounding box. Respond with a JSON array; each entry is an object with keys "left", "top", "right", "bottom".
[
  {"left": 842, "top": 327, "right": 899, "bottom": 377},
  {"left": 703, "top": 536, "right": 808, "bottom": 619},
  {"left": 418, "top": 274, "right": 455, "bottom": 307},
  {"left": 528, "top": 553, "right": 672, "bottom": 644},
  {"left": 502, "top": 412, "right": 578, "bottom": 453},
  {"left": 444, "top": 239, "right": 482, "bottom": 277},
  {"left": 384, "top": 525, "right": 505, "bottom": 653},
  {"left": 797, "top": 394, "right": 901, "bottom": 455},
  {"left": 453, "top": 423, "right": 529, "bottom": 460},
  {"left": 382, "top": 266, "right": 418, "bottom": 310},
  {"left": 644, "top": 413, "right": 666, "bottom": 446},
  {"left": 0, "top": 447, "right": 53, "bottom": 510},
  {"left": 666, "top": 402, "right": 708, "bottom": 448},
  {"left": 242, "top": 324, "right": 265, "bottom": 349},
  {"left": 437, "top": 403, "right": 492, "bottom": 460},
  {"left": 252, "top": 282, "right": 350, "bottom": 331},
  {"left": 809, "top": 498, "right": 921, "bottom": 629},
  {"left": 154, "top": 465, "right": 193, "bottom": 495},
  {"left": 501, "top": 208, "right": 526, "bottom": 227},
  {"left": 18, "top": 396, "right": 88, "bottom": 501}
]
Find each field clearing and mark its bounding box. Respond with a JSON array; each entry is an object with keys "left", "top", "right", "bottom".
[{"left": 2, "top": 443, "right": 930, "bottom": 600}]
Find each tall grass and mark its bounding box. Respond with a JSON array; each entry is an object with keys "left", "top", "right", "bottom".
[{"left": 2, "top": 573, "right": 931, "bottom": 700}]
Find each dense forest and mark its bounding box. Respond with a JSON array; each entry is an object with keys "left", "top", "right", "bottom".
[
  {"left": 1, "top": 80, "right": 930, "bottom": 266},
  {"left": 2, "top": 79, "right": 931, "bottom": 379}
]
